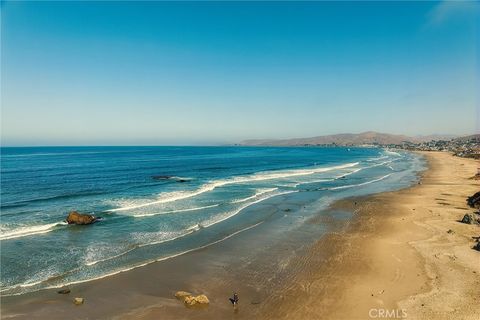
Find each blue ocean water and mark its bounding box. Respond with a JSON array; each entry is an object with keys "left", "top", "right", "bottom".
[{"left": 0, "top": 146, "right": 425, "bottom": 296}]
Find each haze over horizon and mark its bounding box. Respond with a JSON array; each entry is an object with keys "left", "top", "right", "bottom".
[{"left": 1, "top": 1, "right": 478, "bottom": 146}]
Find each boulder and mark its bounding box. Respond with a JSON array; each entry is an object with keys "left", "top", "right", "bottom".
[
  {"left": 152, "top": 176, "right": 189, "bottom": 183},
  {"left": 66, "top": 211, "right": 99, "bottom": 225},
  {"left": 461, "top": 214, "right": 474, "bottom": 224},
  {"left": 183, "top": 294, "right": 209, "bottom": 306},
  {"left": 57, "top": 288, "right": 71, "bottom": 294},
  {"left": 174, "top": 290, "right": 209, "bottom": 306},
  {"left": 461, "top": 213, "right": 477, "bottom": 224},
  {"left": 152, "top": 175, "right": 173, "bottom": 180},
  {"left": 184, "top": 296, "right": 196, "bottom": 305},
  {"left": 474, "top": 242, "right": 480, "bottom": 252},
  {"left": 193, "top": 294, "right": 209, "bottom": 305},
  {"left": 175, "top": 291, "right": 192, "bottom": 300},
  {"left": 467, "top": 191, "right": 480, "bottom": 208},
  {"left": 73, "top": 297, "right": 84, "bottom": 305}
]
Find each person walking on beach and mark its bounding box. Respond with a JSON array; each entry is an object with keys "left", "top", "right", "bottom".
[{"left": 229, "top": 292, "right": 239, "bottom": 309}]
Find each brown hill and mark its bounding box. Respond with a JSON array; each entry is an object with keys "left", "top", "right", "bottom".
[{"left": 240, "top": 131, "right": 457, "bottom": 146}]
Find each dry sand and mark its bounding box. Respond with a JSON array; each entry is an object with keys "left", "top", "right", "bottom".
[{"left": 257, "top": 151, "right": 480, "bottom": 320}]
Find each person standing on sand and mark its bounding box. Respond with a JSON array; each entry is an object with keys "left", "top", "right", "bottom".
[{"left": 229, "top": 292, "right": 239, "bottom": 309}]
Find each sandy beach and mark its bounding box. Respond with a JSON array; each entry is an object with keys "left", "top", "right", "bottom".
[
  {"left": 2, "top": 151, "right": 479, "bottom": 320},
  {"left": 257, "top": 151, "right": 480, "bottom": 320}
]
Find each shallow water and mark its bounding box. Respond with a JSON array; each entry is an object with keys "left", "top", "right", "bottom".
[{"left": 0, "top": 146, "right": 425, "bottom": 295}]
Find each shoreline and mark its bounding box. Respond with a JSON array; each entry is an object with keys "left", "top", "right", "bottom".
[
  {"left": 2, "top": 151, "right": 478, "bottom": 319},
  {"left": 257, "top": 151, "right": 479, "bottom": 319}
]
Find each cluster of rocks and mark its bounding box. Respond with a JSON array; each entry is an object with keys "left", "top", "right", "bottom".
[
  {"left": 462, "top": 192, "right": 480, "bottom": 225},
  {"left": 463, "top": 192, "right": 480, "bottom": 252},
  {"left": 175, "top": 291, "right": 210, "bottom": 307},
  {"left": 467, "top": 191, "right": 480, "bottom": 209},
  {"left": 473, "top": 237, "right": 480, "bottom": 251},
  {"left": 57, "top": 287, "right": 84, "bottom": 305}
]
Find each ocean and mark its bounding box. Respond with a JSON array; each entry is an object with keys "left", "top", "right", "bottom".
[{"left": 0, "top": 146, "right": 425, "bottom": 296}]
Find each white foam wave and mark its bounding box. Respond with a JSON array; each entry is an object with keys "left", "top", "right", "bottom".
[
  {"left": 329, "top": 174, "right": 392, "bottom": 190},
  {"left": 53, "top": 221, "right": 265, "bottom": 291},
  {"left": 384, "top": 149, "right": 401, "bottom": 157},
  {"left": 187, "top": 224, "right": 203, "bottom": 232},
  {"left": 85, "top": 231, "right": 190, "bottom": 266},
  {"left": 2, "top": 221, "right": 265, "bottom": 296},
  {"left": 361, "top": 159, "right": 396, "bottom": 171},
  {"left": 366, "top": 155, "right": 389, "bottom": 162},
  {"left": 18, "top": 279, "right": 46, "bottom": 288},
  {"left": 130, "top": 204, "right": 220, "bottom": 218},
  {"left": 84, "top": 191, "right": 289, "bottom": 268},
  {"left": 0, "top": 222, "right": 68, "bottom": 240},
  {"left": 107, "top": 162, "right": 359, "bottom": 212},
  {"left": 84, "top": 247, "right": 136, "bottom": 267},
  {"left": 203, "top": 190, "right": 296, "bottom": 228},
  {"left": 15, "top": 265, "right": 62, "bottom": 289},
  {"left": 231, "top": 188, "right": 278, "bottom": 203},
  {"left": 335, "top": 168, "right": 363, "bottom": 179}
]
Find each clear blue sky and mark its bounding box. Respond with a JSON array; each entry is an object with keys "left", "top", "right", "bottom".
[{"left": 1, "top": 1, "right": 478, "bottom": 146}]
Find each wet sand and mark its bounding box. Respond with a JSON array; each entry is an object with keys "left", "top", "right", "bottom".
[
  {"left": 257, "top": 151, "right": 480, "bottom": 320},
  {"left": 2, "top": 152, "right": 479, "bottom": 319}
]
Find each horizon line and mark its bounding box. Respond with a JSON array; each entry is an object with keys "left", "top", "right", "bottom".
[{"left": 2, "top": 131, "right": 477, "bottom": 148}]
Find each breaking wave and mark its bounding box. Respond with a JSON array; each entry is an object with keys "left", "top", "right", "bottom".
[
  {"left": 0, "top": 222, "right": 68, "bottom": 241},
  {"left": 107, "top": 162, "right": 359, "bottom": 212}
]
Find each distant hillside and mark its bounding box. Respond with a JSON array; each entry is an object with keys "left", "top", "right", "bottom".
[
  {"left": 240, "top": 131, "right": 459, "bottom": 146},
  {"left": 451, "top": 134, "right": 480, "bottom": 143}
]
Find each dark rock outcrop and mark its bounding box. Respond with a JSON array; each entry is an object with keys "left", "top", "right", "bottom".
[
  {"left": 152, "top": 176, "right": 189, "bottom": 183},
  {"left": 66, "top": 211, "right": 100, "bottom": 225},
  {"left": 152, "top": 175, "right": 173, "bottom": 180},
  {"left": 461, "top": 214, "right": 474, "bottom": 224},
  {"left": 57, "top": 288, "right": 71, "bottom": 294},
  {"left": 467, "top": 191, "right": 480, "bottom": 208},
  {"left": 473, "top": 236, "right": 480, "bottom": 251},
  {"left": 474, "top": 242, "right": 480, "bottom": 252}
]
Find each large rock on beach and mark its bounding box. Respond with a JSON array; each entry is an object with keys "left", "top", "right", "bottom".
[
  {"left": 175, "top": 291, "right": 209, "bottom": 306},
  {"left": 474, "top": 241, "right": 480, "bottom": 252},
  {"left": 57, "top": 288, "right": 71, "bottom": 294},
  {"left": 193, "top": 294, "right": 209, "bottom": 305},
  {"left": 66, "top": 211, "right": 99, "bottom": 225},
  {"left": 175, "top": 291, "right": 192, "bottom": 300},
  {"left": 184, "top": 294, "right": 210, "bottom": 306},
  {"left": 461, "top": 214, "right": 474, "bottom": 224},
  {"left": 467, "top": 191, "right": 480, "bottom": 208}
]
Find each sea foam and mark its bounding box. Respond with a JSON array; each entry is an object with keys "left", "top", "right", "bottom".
[
  {"left": 107, "top": 162, "right": 359, "bottom": 212},
  {"left": 0, "top": 222, "right": 68, "bottom": 241}
]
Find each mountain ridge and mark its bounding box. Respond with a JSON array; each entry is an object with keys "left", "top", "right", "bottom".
[{"left": 240, "top": 131, "right": 460, "bottom": 146}]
